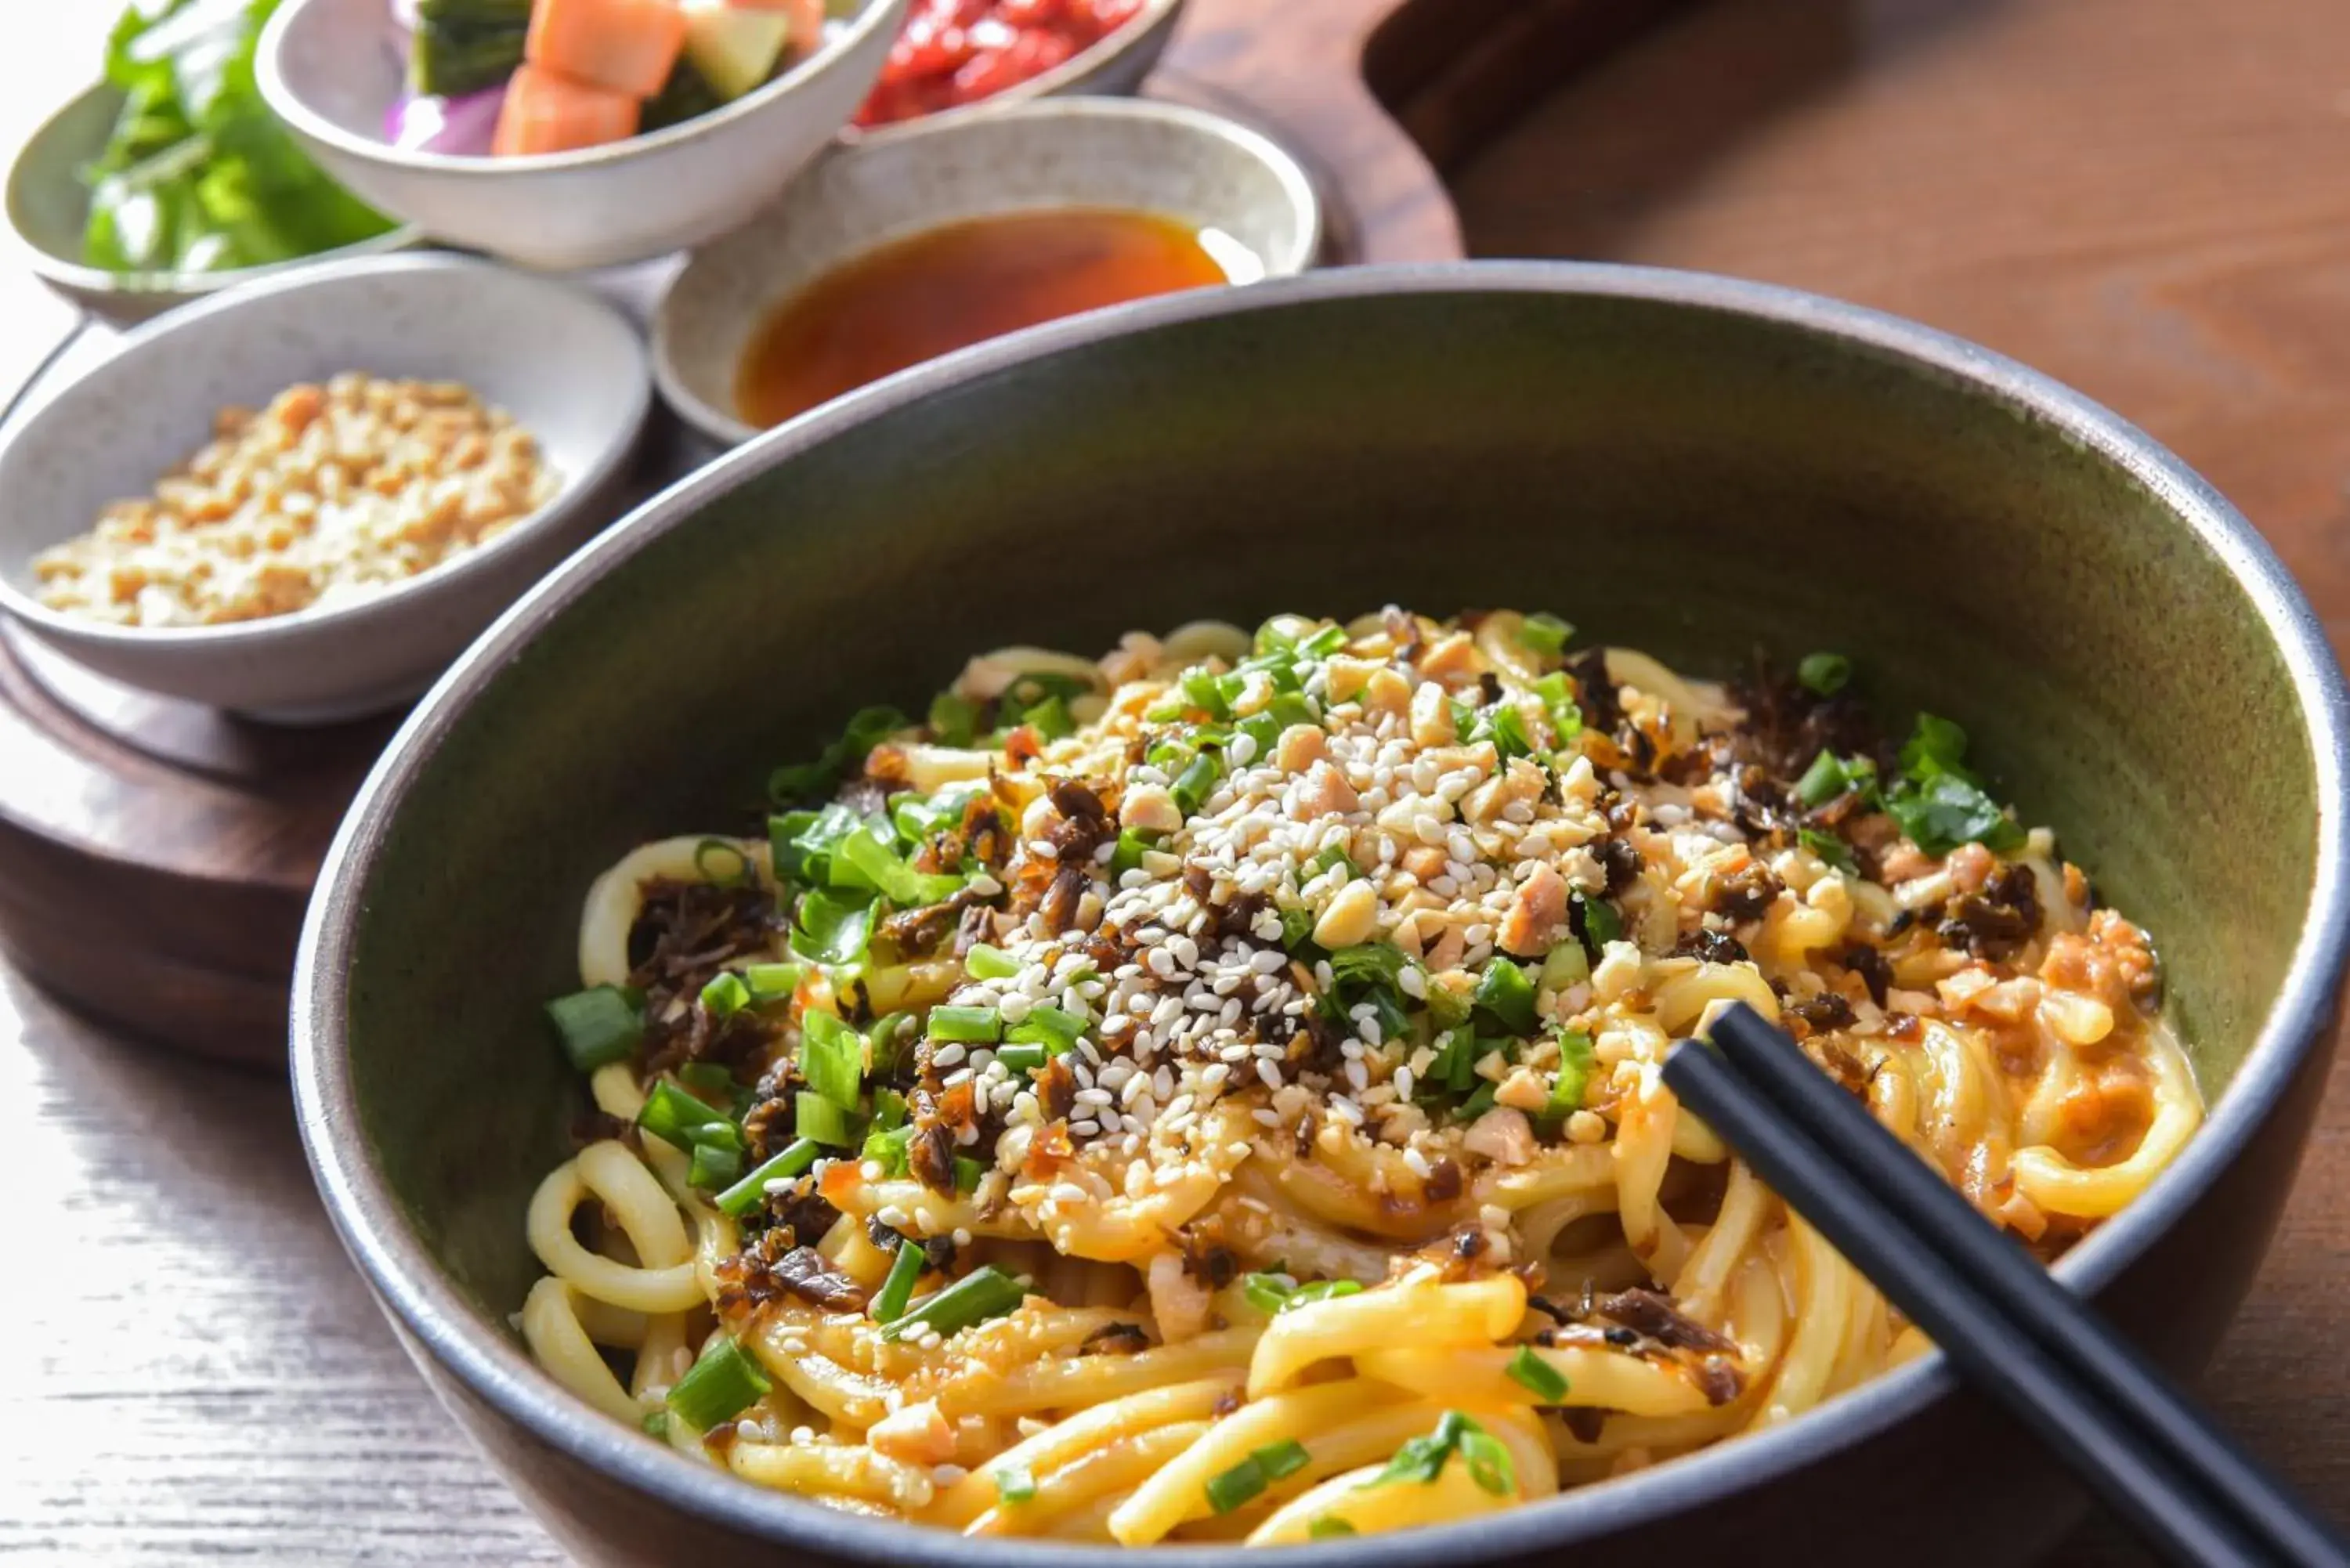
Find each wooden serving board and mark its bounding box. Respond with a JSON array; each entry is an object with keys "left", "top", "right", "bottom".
[{"left": 0, "top": 0, "right": 1693, "bottom": 1071}]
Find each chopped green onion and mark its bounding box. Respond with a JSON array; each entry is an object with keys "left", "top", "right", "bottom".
[
  {"left": 880, "top": 1264, "right": 1025, "bottom": 1342},
  {"left": 1308, "top": 844, "right": 1358, "bottom": 883},
  {"left": 1459, "top": 1427, "right": 1516, "bottom": 1496},
  {"left": 700, "top": 971, "right": 750, "bottom": 1021},
  {"left": 794, "top": 1091, "right": 856, "bottom": 1147},
  {"left": 1171, "top": 751, "right": 1222, "bottom": 817},
  {"left": 862, "top": 1123, "right": 916, "bottom": 1179},
  {"left": 1236, "top": 711, "right": 1282, "bottom": 759},
  {"left": 714, "top": 1139, "right": 820, "bottom": 1218},
  {"left": 839, "top": 827, "right": 964, "bottom": 909},
  {"left": 1309, "top": 1518, "right": 1356, "bottom": 1539},
  {"left": 666, "top": 1336, "right": 770, "bottom": 1430},
  {"left": 800, "top": 1010, "right": 866, "bottom": 1108},
  {"left": 1242, "top": 1272, "right": 1296, "bottom": 1314},
  {"left": 544, "top": 986, "right": 645, "bottom": 1072},
  {"left": 1182, "top": 668, "right": 1236, "bottom": 721},
  {"left": 637, "top": 1080, "right": 734, "bottom": 1153},
  {"left": 1007, "top": 1004, "right": 1085, "bottom": 1054},
  {"left": 996, "top": 1465, "right": 1038, "bottom": 1505},
  {"left": 928, "top": 690, "right": 982, "bottom": 746},
  {"left": 1368, "top": 1411, "right": 1509, "bottom": 1492},
  {"left": 1205, "top": 1454, "right": 1269, "bottom": 1514},
  {"left": 871, "top": 1238, "right": 926, "bottom": 1324},
  {"left": 1574, "top": 894, "right": 1622, "bottom": 950},
  {"left": 871, "top": 1086, "right": 909, "bottom": 1131},
  {"left": 1430, "top": 1026, "right": 1477, "bottom": 1096},
  {"left": 678, "top": 1062, "right": 742, "bottom": 1107},
  {"left": 1284, "top": 1279, "right": 1363, "bottom": 1312},
  {"left": 694, "top": 837, "right": 754, "bottom": 887},
  {"left": 1369, "top": 1416, "right": 1460, "bottom": 1486},
  {"left": 868, "top": 1010, "right": 915, "bottom": 1075},
  {"left": 1506, "top": 1345, "right": 1571, "bottom": 1404},
  {"left": 1298, "top": 625, "right": 1347, "bottom": 658},
  {"left": 746, "top": 963, "right": 804, "bottom": 1002},
  {"left": 1517, "top": 612, "right": 1573, "bottom": 657},
  {"left": 641, "top": 1409, "right": 669, "bottom": 1437},
  {"left": 688, "top": 1139, "right": 743, "bottom": 1190},
  {"left": 996, "top": 1042, "right": 1048, "bottom": 1073},
  {"left": 966, "top": 944, "right": 1021, "bottom": 981},
  {"left": 1256, "top": 1439, "right": 1311, "bottom": 1480},
  {"left": 1538, "top": 940, "right": 1590, "bottom": 995},
  {"left": 768, "top": 706, "right": 907, "bottom": 806},
  {"left": 1468, "top": 701, "right": 1535, "bottom": 761},
  {"left": 1110, "top": 829, "right": 1157, "bottom": 876},
  {"left": 927, "top": 1005, "right": 1003, "bottom": 1043},
  {"left": 953, "top": 1155, "right": 987, "bottom": 1194},
  {"left": 1473, "top": 960, "right": 1537, "bottom": 1035},
  {"left": 1796, "top": 652, "right": 1851, "bottom": 695},
  {"left": 1531, "top": 672, "right": 1584, "bottom": 747},
  {"left": 794, "top": 887, "right": 875, "bottom": 966},
  {"left": 1020, "top": 693, "right": 1076, "bottom": 741},
  {"left": 1795, "top": 750, "right": 1849, "bottom": 808},
  {"left": 1459, "top": 1082, "right": 1499, "bottom": 1120},
  {"left": 1278, "top": 907, "right": 1316, "bottom": 951},
  {"left": 1266, "top": 692, "right": 1319, "bottom": 730},
  {"left": 1544, "top": 1030, "right": 1595, "bottom": 1125},
  {"left": 1800, "top": 827, "right": 1857, "bottom": 873}
]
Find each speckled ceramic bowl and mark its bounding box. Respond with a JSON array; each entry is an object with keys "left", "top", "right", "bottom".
[
  {"left": 848, "top": 0, "right": 1188, "bottom": 140},
  {"left": 257, "top": 0, "right": 910, "bottom": 272},
  {"left": 3, "top": 79, "right": 424, "bottom": 326},
  {"left": 296, "top": 266, "right": 2350, "bottom": 1567},
  {"left": 653, "top": 96, "right": 1321, "bottom": 446},
  {"left": 0, "top": 253, "right": 649, "bottom": 722}
]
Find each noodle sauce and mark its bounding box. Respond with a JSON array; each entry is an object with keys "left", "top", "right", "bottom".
[{"left": 734, "top": 208, "right": 1235, "bottom": 429}]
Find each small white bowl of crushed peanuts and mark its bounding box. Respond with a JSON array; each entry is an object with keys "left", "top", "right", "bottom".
[{"left": 0, "top": 253, "right": 650, "bottom": 722}]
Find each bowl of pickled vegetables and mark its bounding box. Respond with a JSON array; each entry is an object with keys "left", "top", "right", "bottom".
[{"left": 254, "top": 0, "right": 908, "bottom": 269}]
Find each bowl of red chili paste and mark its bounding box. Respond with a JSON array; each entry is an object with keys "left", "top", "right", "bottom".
[{"left": 851, "top": 0, "right": 1183, "bottom": 131}]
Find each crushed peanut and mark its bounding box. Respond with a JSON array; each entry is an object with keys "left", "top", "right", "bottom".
[{"left": 32, "top": 372, "right": 558, "bottom": 627}]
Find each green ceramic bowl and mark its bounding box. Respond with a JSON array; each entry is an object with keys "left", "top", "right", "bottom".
[{"left": 293, "top": 265, "right": 2350, "bottom": 1567}]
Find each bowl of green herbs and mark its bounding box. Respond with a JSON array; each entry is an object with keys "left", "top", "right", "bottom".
[{"left": 6, "top": 0, "right": 421, "bottom": 324}]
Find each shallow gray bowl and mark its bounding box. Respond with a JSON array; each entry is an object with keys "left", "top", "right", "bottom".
[
  {"left": 295, "top": 264, "right": 2350, "bottom": 1566},
  {"left": 4, "top": 79, "right": 423, "bottom": 326},
  {"left": 0, "top": 252, "right": 650, "bottom": 722},
  {"left": 656, "top": 96, "right": 1321, "bottom": 446}
]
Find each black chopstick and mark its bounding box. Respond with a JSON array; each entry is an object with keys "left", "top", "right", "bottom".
[
  {"left": 1660, "top": 1004, "right": 2349, "bottom": 1568},
  {"left": 1701, "top": 1003, "right": 2348, "bottom": 1566}
]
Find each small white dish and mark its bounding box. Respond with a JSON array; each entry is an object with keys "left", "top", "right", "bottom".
[
  {"left": 0, "top": 253, "right": 650, "bottom": 723},
  {"left": 4, "top": 79, "right": 425, "bottom": 326},
  {"left": 653, "top": 96, "right": 1321, "bottom": 446},
  {"left": 849, "top": 0, "right": 1185, "bottom": 140},
  {"left": 255, "top": 0, "right": 909, "bottom": 273}
]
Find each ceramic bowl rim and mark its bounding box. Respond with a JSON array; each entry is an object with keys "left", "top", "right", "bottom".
[
  {"left": 0, "top": 251, "right": 652, "bottom": 654},
  {"left": 294, "top": 261, "right": 2350, "bottom": 1563},
  {"left": 255, "top": 0, "right": 909, "bottom": 179},
  {"left": 1, "top": 77, "right": 429, "bottom": 303},
  {"left": 650, "top": 93, "right": 1325, "bottom": 446},
  {"left": 842, "top": 0, "right": 1188, "bottom": 145}
]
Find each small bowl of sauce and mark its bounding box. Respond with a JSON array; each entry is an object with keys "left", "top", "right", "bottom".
[{"left": 654, "top": 97, "right": 1318, "bottom": 446}]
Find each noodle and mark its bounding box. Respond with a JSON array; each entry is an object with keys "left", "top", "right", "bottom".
[{"left": 515, "top": 608, "right": 2196, "bottom": 1541}]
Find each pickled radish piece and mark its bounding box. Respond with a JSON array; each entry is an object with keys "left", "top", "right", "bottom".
[
  {"left": 525, "top": 0, "right": 688, "bottom": 98},
  {"left": 493, "top": 63, "right": 643, "bottom": 154}
]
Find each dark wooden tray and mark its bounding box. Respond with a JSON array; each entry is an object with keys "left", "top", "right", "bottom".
[{"left": 0, "top": 0, "right": 1691, "bottom": 1069}]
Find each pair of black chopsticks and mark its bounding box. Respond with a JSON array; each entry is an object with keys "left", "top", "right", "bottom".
[{"left": 1661, "top": 1005, "right": 2348, "bottom": 1568}]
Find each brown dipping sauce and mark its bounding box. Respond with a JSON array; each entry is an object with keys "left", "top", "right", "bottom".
[{"left": 734, "top": 208, "right": 1235, "bottom": 428}]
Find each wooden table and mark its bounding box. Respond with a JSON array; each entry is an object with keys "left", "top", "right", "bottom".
[{"left": 9, "top": 0, "right": 2350, "bottom": 1561}]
